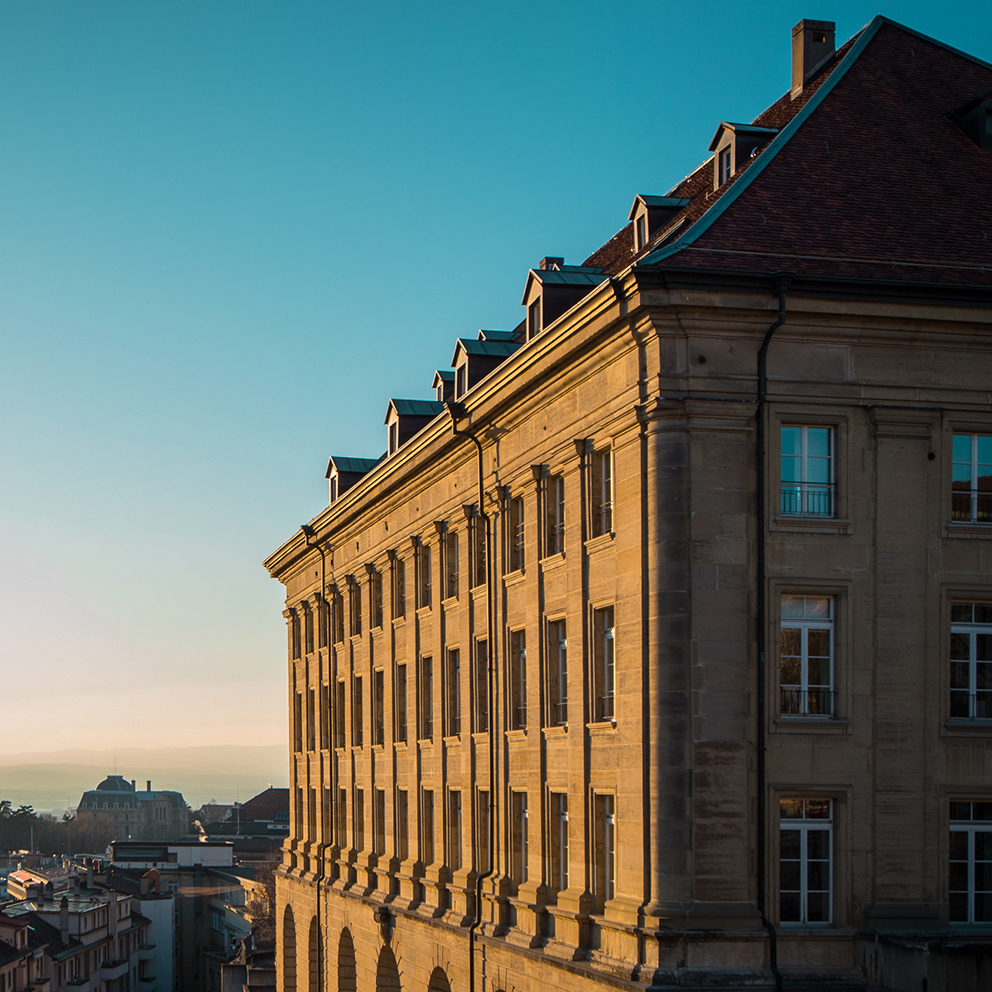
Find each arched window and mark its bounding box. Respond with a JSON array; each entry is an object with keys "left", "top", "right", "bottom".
[
  {"left": 282, "top": 904, "right": 297, "bottom": 992},
  {"left": 308, "top": 917, "right": 319, "bottom": 992},
  {"left": 338, "top": 928, "right": 357, "bottom": 992},
  {"left": 375, "top": 945, "right": 401, "bottom": 992}
]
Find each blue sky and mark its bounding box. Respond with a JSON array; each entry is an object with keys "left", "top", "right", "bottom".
[{"left": 2, "top": 1, "right": 989, "bottom": 750}]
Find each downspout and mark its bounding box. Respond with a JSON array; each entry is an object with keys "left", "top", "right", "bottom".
[
  {"left": 301, "top": 523, "right": 329, "bottom": 992},
  {"left": 445, "top": 401, "right": 496, "bottom": 992},
  {"left": 756, "top": 275, "right": 791, "bottom": 992}
]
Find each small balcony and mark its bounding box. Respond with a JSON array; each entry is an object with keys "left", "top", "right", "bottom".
[
  {"left": 98, "top": 959, "right": 129, "bottom": 981},
  {"left": 952, "top": 488, "right": 992, "bottom": 523},
  {"left": 137, "top": 977, "right": 157, "bottom": 992},
  {"left": 780, "top": 687, "right": 835, "bottom": 718},
  {"left": 779, "top": 482, "right": 834, "bottom": 517},
  {"left": 138, "top": 943, "right": 156, "bottom": 962}
]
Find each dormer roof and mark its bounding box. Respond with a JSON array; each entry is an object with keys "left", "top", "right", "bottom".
[
  {"left": 477, "top": 329, "right": 518, "bottom": 342},
  {"left": 451, "top": 338, "right": 521, "bottom": 366},
  {"left": 384, "top": 399, "right": 445, "bottom": 423},
  {"left": 521, "top": 265, "right": 605, "bottom": 305},
  {"left": 325, "top": 456, "right": 382, "bottom": 480},
  {"left": 627, "top": 195, "right": 690, "bottom": 220},
  {"left": 707, "top": 121, "right": 778, "bottom": 152}
]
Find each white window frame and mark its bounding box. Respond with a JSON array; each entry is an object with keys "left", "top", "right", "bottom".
[
  {"left": 949, "top": 801, "right": 992, "bottom": 924},
  {"left": 548, "top": 619, "right": 567, "bottom": 726},
  {"left": 779, "top": 798, "right": 833, "bottom": 926},
  {"left": 952, "top": 433, "right": 992, "bottom": 523},
  {"left": 546, "top": 475, "right": 565, "bottom": 555},
  {"left": 591, "top": 447, "right": 613, "bottom": 537},
  {"left": 780, "top": 425, "right": 834, "bottom": 517},
  {"left": 593, "top": 606, "right": 615, "bottom": 722},
  {"left": 779, "top": 595, "right": 834, "bottom": 718},
  {"left": 950, "top": 602, "right": 992, "bottom": 719}
]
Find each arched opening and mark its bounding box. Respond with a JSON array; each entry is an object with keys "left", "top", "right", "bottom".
[
  {"left": 427, "top": 967, "right": 451, "bottom": 992},
  {"left": 338, "top": 927, "right": 357, "bottom": 992},
  {"left": 282, "top": 904, "right": 297, "bottom": 992},
  {"left": 308, "top": 917, "right": 319, "bottom": 992},
  {"left": 375, "top": 945, "right": 401, "bottom": 992}
]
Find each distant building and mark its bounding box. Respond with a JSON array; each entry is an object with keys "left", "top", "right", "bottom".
[
  {"left": 201, "top": 788, "right": 290, "bottom": 860},
  {"left": 75, "top": 775, "right": 188, "bottom": 842}
]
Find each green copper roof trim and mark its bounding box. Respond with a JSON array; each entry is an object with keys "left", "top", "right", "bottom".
[{"left": 640, "top": 15, "right": 887, "bottom": 268}]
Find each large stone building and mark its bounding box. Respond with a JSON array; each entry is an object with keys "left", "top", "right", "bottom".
[
  {"left": 265, "top": 16, "right": 992, "bottom": 992},
  {"left": 76, "top": 775, "right": 189, "bottom": 844}
]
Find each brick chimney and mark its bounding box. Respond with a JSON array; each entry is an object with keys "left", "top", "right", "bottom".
[
  {"left": 146, "top": 780, "right": 151, "bottom": 792},
  {"left": 792, "top": 19, "right": 835, "bottom": 99}
]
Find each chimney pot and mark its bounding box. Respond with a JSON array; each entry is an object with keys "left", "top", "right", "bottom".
[
  {"left": 147, "top": 780, "right": 151, "bottom": 792},
  {"left": 539, "top": 256, "right": 564, "bottom": 271},
  {"left": 792, "top": 19, "right": 835, "bottom": 99}
]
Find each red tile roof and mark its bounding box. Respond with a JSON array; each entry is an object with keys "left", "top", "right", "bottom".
[{"left": 585, "top": 17, "right": 992, "bottom": 288}]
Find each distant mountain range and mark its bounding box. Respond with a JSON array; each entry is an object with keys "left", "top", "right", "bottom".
[{"left": 0, "top": 745, "right": 288, "bottom": 814}]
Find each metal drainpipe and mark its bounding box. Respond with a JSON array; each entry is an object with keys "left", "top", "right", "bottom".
[
  {"left": 756, "top": 275, "right": 791, "bottom": 992},
  {"left": 301, "top": 523, "right": 330, "bottom": 992},
  {"left": 445, "top": 401, "right": 497, "bottom": 992}
]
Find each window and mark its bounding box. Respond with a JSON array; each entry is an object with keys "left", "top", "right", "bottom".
[
  {"left": 392, "top": 557, "right": 406, "bottom": 619},
  {"left": 447, "top": 791, "right": 462, "bottom": 871},
  {"left": 294, "top": 787, "right": 304, "bottom": 837},
  {"left": 320, "top": 683, "right": 329, "bottom": 749},
  {"left": 511, "top": 791, "right": 528, "bottom": 886},
  {"left": 444, "top": 649, "right": 461, "bottom": 738},
  {"left": 593, "top": 607, "right": 615, "bottom": 722},
  {"left": 780, "top": 426, "right": 834, "bottom": 517},
  {"left": 306, "top": 688, "right": 316, "bottom": 751},
  {"left": 475, "top": 639, "right": 490, "bottom": 733},
  {"left": 545, "top": 475, "right": 565, "bottom": 555},
  {"left": 472, "top": 513, "right": 487, "bottom": 588},
  {"left": 509, "top": 629, "right": 527, "bottom": 730},
  {"left": 950, "top": 801, "right": 992, "bottom": 924},
  {"left": 371, "top": 570, "right": 383, "bottom": 628},
  {"left": 418, "top": 543, "right": 432, "bottom": 609},
  {"left": 352, "top": 675, "right": 363, "bottom": 747},
  {"left": 308, "top": 788, "right": 316, "bottom": 841},
  {"left": 951, "top": 602, "right": 992, "bottom": 719},
  {"left": 635, "top": 214, "right": 647, "bottom": 251},
  {"left": 395, "top": 663, "right": 408, "bottom": 742},
  {"left": 421, "top": 789, "right": 435, "bottom": 865},
  {"left": 290, "top": 611, "right": 301, "bottom": 660},
  {"left": 477, "top": 790, "right": 491, "bottom": 873},
  {"left": 304, "top": 607, "right": 314, "bottom": 655},
  {"left": 322, "top": 787, "right": 331, "bottom": 840},
  {"left": 337, "top": 789, "right": 347, "bottom": 847},
  {"left": 419, "top": 656, "right": 434, "bottom": 740},
  {"left": 550, "top": 792, "right": 569, "bottom": 895},
  {"left": 372, "top": 669, "right": 385, "bottom": 746},
  {"left": 445, "top": 531, "right": 459, "bottom": 599},
  {"left": 952, "top": 434, "right": 992, "bottom": 522},
  {"left": 388, "top": 420, "right": 399, "bottom": 455},
  {"left": 354, "top": 789, "right": 365, "bottom": 852},
  {"left": 527, "top": 298, "right": 541, "bottom": 340},
  {"left": 350, "top": 581, "right": 363, "bottom": 636},
  {"left": 396, "top": 789, "right": 409, "bottom": 861},
  {"left": 591, "top": 448, "right": 613, "bottom": 537},
  {"left": 509, "top": 496, "right": 525, "bottom": 571},
  {"left": 779, "top": 798, "right": 832, "bottom": 925},
  {"left": 719, "top": 145, "right": 732, "bottom": 185},
  {"left": 455, "top": 364, "right": 467, "bottom": 399},
  {"left": 334, "top": 680, "right": 346, "bottom": 748},
  {"left": 548, "top": 619, "right": 567, "bottom": 726},
  {"left": 318, "top": 598, "right": 328, "bottom": 648},
  {"left": 374, "top": 789, "right": 386, "bottom": 856},
  {"left": 293, "top": 691, "right": 303, "bottom": 752},
  {"left": 333, "top": 590, "right": 345, "bottom": 643},
  {"left": 594, "top": 794, "right": 615, "bottom": 909},
  {"left": 780, "top": 596, "right": 834, "bottom": 717}
]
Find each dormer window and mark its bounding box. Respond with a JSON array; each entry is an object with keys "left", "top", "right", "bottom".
[
  {"left": 635, "top": 215, "right": 647, "bottom": 251},
  {"left": 709, "top": 122, "right": 778, "bottom": 191},
  {"left": 629, "top": 195, "right": 692, "bottom": 252},
  {"left": 719, "top": 147, "right": 732, "bottom": 185},
  {"left": 384, "top": 398, "right": 445, "bottom": 456},
  {"left": 326, "top": 455, "right": 381, "bottom": 505},
  {"left": 951, "top": 92, "right": 992, "bottom": 153},
  {"left": 330, "top": 474, "right": 339, "bottom": 502},
  {"left": 527, "top": 299, "right": 542, "bottom": 340},
  {"left": 389, "top": 421, "right": 399, "bottom": 454},
  {"left": 432, "top": 369, "right": 454, "bottom": 403},
  {"left": 456, "top": 364, "right": 467, "bottom": 398}
]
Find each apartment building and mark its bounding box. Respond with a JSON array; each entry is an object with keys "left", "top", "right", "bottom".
[{"left": 265, "top": 16, "right": 992, "bottom": 992}]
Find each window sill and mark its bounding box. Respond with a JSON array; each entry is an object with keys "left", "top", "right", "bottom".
[
  {"left": 543, "top": 725, "right": 568, "bottom": 739},
  {"left": 391, "top": 616, "right": 407, "bottom": 628},
  {"left": 372, "top": 743, "right": 385, "bottom": 752},
  {"left": 585, "top": 532, "right": 615, "bottom": 554},
  {"left": 503, "top": 569, "right": 526, "bottom": 588},
  {"left": 770, "top": 516, "right": 853, "bottom": 535},
  {"left": 443, "top": 735, "right": 462, "bottom": 747},
  {"left": 415, "top": 605, "right": 433, "bottom": 618},
  {"left": 587, "top": 720, "right": 617, "bottom": 736},
  {"left": 772, "top": 717, "right": 851, "bottom": 734},
  {"left": 441, "top": 595, "right": 460, "bottom": 609},
  {"left": 941, "top": 718, "right": 992, "bottom": 736},
  {"left": 505, "top": 729, "right": 528, "bottom": 743},
  {"left": 540, "top": 552, "right": 566, "bottom": 571},
  {"left": 394, "top": 742, "right": 409, "bottom": 752},
  {"left": 471, "top": 730, "right": 490, "bottom": 741},
  {"left": 418, "top": 738, "right": 435, "bottom": 749},
  {"left": 942, "top": 522, "right": 992, "bottom": 539}
]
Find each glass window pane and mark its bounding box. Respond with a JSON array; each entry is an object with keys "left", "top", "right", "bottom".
[
  {"left": 780, "top": 799, "right": 804, "bottom": 820},
  {"left": 952, "top": 603, "right": 974, "bottom": 624},
  {"left": 807, "top": 628, "right": 831, "bottom": 654},
  {"left": 780, "top": 860, "right": 801, "bottom": 891},
  {"left": 781, "top": 427, "right": 802, "bottom": 457},
  {"left": 806, "top": 892, "right": 829, "bottom": 923},
  {"left": 949, "top": 892, "right": 968, "bottom": 923},
  {"left": 950, "top": 690, "right": 971, "bottom": 717},
  {"left": 975, "top": 664, "right": 992, "bottom": 689},
  {"left": 806, "top": 459, "right": 831, "bottom": 484},
  {"left": 781, "top": 597, "right": 805, "bottom": 620},
  {"left": 977, "top": 636, "right": 992, "bottom": 662},
  {"left": 806, "top": 428, "right": 831, "bottom": 458},
  {"left": 780, "top": 657, "right": 801, "bottom": 687},
  {"left": 804, "top": 597, "right": 831, "bottom": 619},
  {"left": 975, "top": 603, "right": 992, "bottom": 625},
  {"left": 951, "top": 662, "right": 971, "bottom": 689},
  {"left": 806, "top": 830, "right": 830, "bottom": 859},
  {"left": 950, "top": 861, "right": 969, "bottom": 892},
  {"left": 973, "top": 803, "right": 992, "bottom": 822},
  {"left": 951, "top": 633, "right": 972, "bottom": 661},
  {"left": 975, "top": 892, "right": 992, "bottom": 922},
  {"left": 975, "top": 831, "right": 992, "bottom": 860},
  {"left": 780, "top": 893, "right": 801, "bottom": 923},
  {"left": 806, "top": 657, "right": 826, "bottom": 687},
  {"left": 954, "top": 434, "right": 973, "bottom": 464},
  {"left": 779, "top": 829, "right": 801, "bottom": 857},
  {"left": 806, "top": 800, "right": 831, "bottom": 820},
  {"left": 806, "top": 861, "right": 828, "bottom": 890},
  {"left": 976, "top": 435, "right": 992, "bottom": 465}
]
